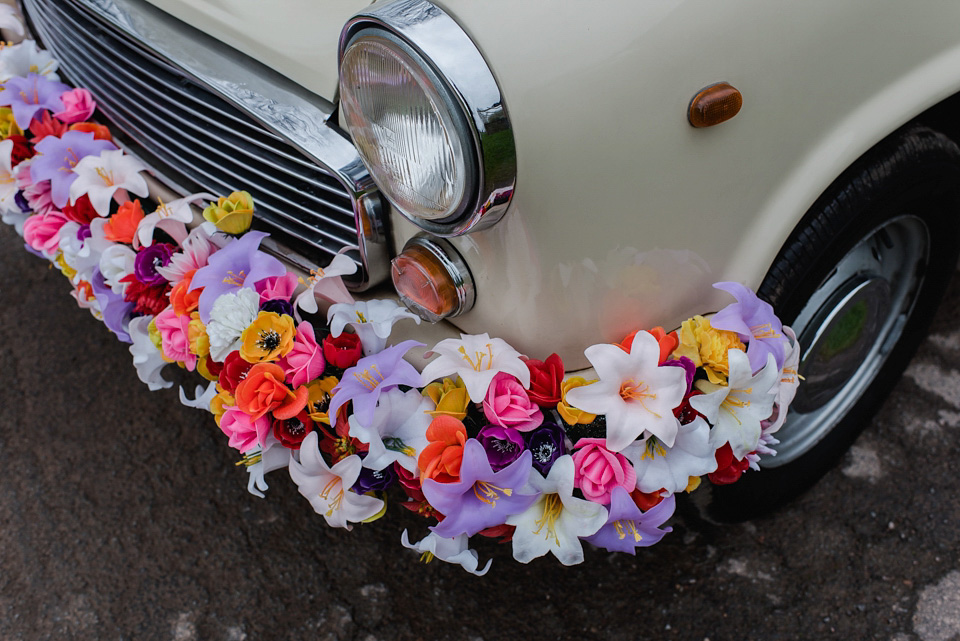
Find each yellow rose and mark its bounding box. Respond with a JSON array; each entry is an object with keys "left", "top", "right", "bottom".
[
  {"left": 202, "top": 190, "right": 254, "bottom": 235},
  {"left": 239, "top": 311, "right": 296, "bottom": 363},
  {"left": 673, "top": 315, "right": 745, "bottom": 384},
  {"left": 210, "top": 385, "right": 234, "bottom": 425},
  {"left": 422, "top": 377, "right": 469, "bottom": 420},
  {"left": 0, "top": 107, "right": 21, "bottom": 139},
  {"left": 188, "top": 313, "right": 210, "bottom": 358},
  {"left": 557, "top": 376, "right": 598, "bottom": 425},
  {"left": 147, "top": 318, "right": 164, "bottom": 352}
]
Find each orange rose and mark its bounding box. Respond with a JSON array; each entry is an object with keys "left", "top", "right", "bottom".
[
  {"left": 102, "top": 200, "right": 144, "bottom": 244},
  {"left": 234, "top": 362, "right": 308, "bottom": 421},
  {"left": 418, "top": 415, "right": 468, "bottom": 483},
  {"left": 170, "top": 269, "right": 200, "bottom": 316},
  {"left": 69, "top": 122, "right": 112, "bottom": 142}
]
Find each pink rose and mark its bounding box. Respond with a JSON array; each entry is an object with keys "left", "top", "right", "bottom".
[
  {"left": 219, "top": 406, "right": 271, "bottom": 453},
  {"left": 278, "top": 322, "right": 325, "bottom": 387},
  {"left": 17, "top": 163, "right": 56, "bottom": 216},
  {"left": 22, "top": 209, "right": 68, "bottom": 255},
  {"left": 482, "top": 372, "right": 543, "bottom": 432},
  {"left": 54, "top": 88, "right": 96, "bottom": 124},
  {"left": 255, "top": 272, "right": 298, "bottom": 303},
  {"left": 154, "top": 306, "right": 197, "bottom": 371},
  {"left": 572, "top": 438, "right": 637, "bottom": 504}
]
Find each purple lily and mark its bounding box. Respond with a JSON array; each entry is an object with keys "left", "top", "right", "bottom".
[
  {"left": 0, "top": 73, "right": 69, "bottom": 129},
  {"left": 188, "top": 231, "right": 286, "bottom": 323},
  {"left": 584, "top": 487, "right": 675, "bottom": 554},
  {"left": 710, "top": 281, "right": 790, "bottom": 372},
  {"left": 327, "top": 340, "right": 424, "bottom": 426},
  {"left": 31, "top": 130, "right": 116, "bottom": 209},
  {"left": 425, "top": 439, "right": 539, "bottom": 539},
  {"left": 91, "top": 268, "right": 135, "bottom": 343}
]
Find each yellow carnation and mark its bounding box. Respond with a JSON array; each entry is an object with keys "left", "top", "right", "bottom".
[{"left": 673, "top": 315, "right": 745, "bottom": 384}]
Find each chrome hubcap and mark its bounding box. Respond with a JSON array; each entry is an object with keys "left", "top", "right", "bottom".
[{"left": 762, "top": 215, "right": 928, "bottom": 466}]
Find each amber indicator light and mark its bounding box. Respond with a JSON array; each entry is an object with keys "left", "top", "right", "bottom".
[
  {"left": 392, "top": 244, "right": 461, "bottom": 319},
  {"left": 688, "top": 83, "right": 743, "bottom": 128}
]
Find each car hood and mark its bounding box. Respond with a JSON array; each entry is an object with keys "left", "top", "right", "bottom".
[{"left": 143, "top": 0, "right": 369, "bottom": 100}]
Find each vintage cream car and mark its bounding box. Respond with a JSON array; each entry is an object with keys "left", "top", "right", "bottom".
[{"left": 15, "top": 0, "right": 960, "bottom": 516}]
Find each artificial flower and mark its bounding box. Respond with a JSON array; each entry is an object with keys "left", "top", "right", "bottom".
[
  {"left": 622, "top": 416, "right": 719, "bottom": 494},
  {"left": 0, "top": 41, "right": 58, "bottom": 83},
  {"left": 178, "top": 381, "right": 219, "bottom": 412},
  {"left": 565, "top": 331, "right": 687, "bottom": 451},
  {"left": 169, "top": 270, "right": 201, "bottom": 316},
  {"left": 425, "top": 439, "right": 538, "bottom": 538},
  {"left": 155, "top": 225, "right": 215, "bottom": 284},
  {"left": 127, "top": 315, "right": 171, "bottom": 391},
  {"left": 672, "top": 315, "right": 745, "bottom": 385},
  {"left": 422, "top": 377, "right": 469, "bottom": 420},
  {"left": 690, "top": 350, "right": 779, "bottom": 459},
  {"left": 505, "top": 455, "right": 607, "bottom": 566},
  {"left": 202, "top": 190, "right": 254, "bottom": 234},
  {"left": 189, "top": 230, "right": 286, "bottom": 323},
  {"left": 22, "top": 208, "right": 67, "bottom": 257},
  {"left": 242, "top": 437, "right": 292, "bottom": 499},
  {"left": 234, "top": 362, "right": 308, "bottom": 421},
  {"left": 53, "top": 88, "right": 96, "bottom": 124},
  {"left": 90, "top": 268, "right": 134, "bottom": 342},
  {"left": 31, "top": 129, "right": 117, "bottom": 209},
  {"left": 524, "top": 422, "right": 566, "bottom": 475},
  {"left": 61, "top": 193, "right": 97, "bottom": 225},
  {"left": 0, "top": 138, "right": 18, "bottom": 213},
  {"left": 278, "top": 322, "right": 325, "bottom": 387},
  {"left": 0, "top": 72, "right": 68, "bottom": 128},
  {"left": 136, "top": 192, "right": 214, "bottom": 248},
  {"left": 708, "top": 443, "right": 751, "bottom": 485},
  {"left": 584, "top": 488, "right": 675, "bottom": 554},
  {"left": 352, "top": 463, "right": 398, "bottom": 494},
  {"left": 0, "top": 107, "right": 19, "bottom": 139},
  {"left": 321, "top": 331, "right": 363, "bottom": 369},
  {"left": 327, "top": 339, "right": 424, "bottom": 426},
  {"left": 571, "top": 438, "right": 637, "bottom": 504},
  {"left": 187, "top": 314, "right": 209, "bottom": 358},
  {"left": 293, "top": 252, "right": 357, "bottom": 316},
  {"left": 289, "top": 432, "right": 384, "bottom": 529},
  {"left": 525, "top": 353, "right": 564, "bottom": 408},
  {"left": 154, "top": 306, "right": 197, "bottom": 369},
  {"left": 219, "top": 405, "right": 272, "bottom": 453},
  {"left": 619, "top": 326, "right": 678, "bottom": 364},
  {"left": 556, "top": 376, "right": 597, "bottom": 425},
  {"left": 418, "top": 415, "right": 468, "bottom": 484},
  {"left": 420, "top": 333, "right": 530, "bottom": 403},
  {"left": 0, "top": 6, "right": 24, "bottom": 37},
  {"left": 259, "top": 297, "right": 294, "bottom": 318},
  {"left": 348, "top": 387, "right": 432, "bottom": 473},
  {"left": 710, "top": 281, "right": 791, "bottom": 372},
  {"left": 205, "top": 287, "right": 261, "bottom": 362},
  {"left": 239, "top": 311, "right": 295, "bottom": 363},
  {"left": 272, "top": 409, "right": 315, "bottom": 450},
  {"left": 767, "top": 326, "right": 801, "bottom": 435},
  {"left": 15, "top": 159, "right": 55, "bottom": 215},
  {"left": 218, "top": 350, "right": 255, "bottom": 394},
  {"left": 7, "top": 133, "right": 31, "bottom": 164},
  {"left": 482, "top": 372, "right": 543, "bottom": 432},
  {"left": 68, "top": 148, "right": 148, "bottom": 217},
  {"left": 98, "top": 243, "right": 137, "bottom": 295},
  {"left": 327, "top": 299, "right": 420, "bottom": 355},
  {"left": 400, "top": 530, "right": 491, "bottom": 576},
  {"left": 69, "top": 121, "right": 111, "bottom": 142},
  {"left": 27, "top": 110, "right": 66, "bottom": 143},
  {"left": 256, "top": 272, "right": 298, "bottom": 304},
  {"left": 305, "top": 376, "right": 339, "bottom": 425},
  {"left": 133, "top": 242, "right": 176, "bottom": 287},
  {"left": 477, "top": 425, "right": 526, "bottom": 471}
]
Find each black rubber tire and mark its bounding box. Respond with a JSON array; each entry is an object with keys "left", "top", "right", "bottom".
[{"left": 707, "top": 125, "right": 960, "bottom": 521}]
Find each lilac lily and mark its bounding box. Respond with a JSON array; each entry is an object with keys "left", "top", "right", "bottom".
[
  {"left": 31, "top": 130, "right": 116, "bottom": 208},
  {"left": 0, "top": 72, "right": 69, "bottom": 129},
  {"left": 424, "top": 439, "right": 539, "bottom": 539},
  {"left": 584, "top": 487, "right": 675, "bottom": 554},
  {"left": 327, "top": 339, "right": 424, "bottom": 426},
  {"left": 90, "top": 268, "right": 134, "bottom": 343},
  {"left": 188, "top": 230, "right": 286, "bottom": 323},
  {"left": 710, "top": 281, "right": 791, "bottom": 372}
]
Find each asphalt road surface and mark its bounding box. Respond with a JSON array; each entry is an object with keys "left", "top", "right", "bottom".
[{"left": 3, "top": 222, "right": 960, "bottom": 641}]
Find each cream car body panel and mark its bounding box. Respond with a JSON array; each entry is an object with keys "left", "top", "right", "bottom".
[{"left": 67, "top": 0, "right": 960, "bottom": 369}]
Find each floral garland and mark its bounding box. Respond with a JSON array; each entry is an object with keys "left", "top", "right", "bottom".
[{"left": 0, "top": 35, "right": 800, "bottom": 574}]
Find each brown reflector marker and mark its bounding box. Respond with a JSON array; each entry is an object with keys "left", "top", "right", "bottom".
[{"left": 688, "top": 83, "right": 743, "bottom": 128}]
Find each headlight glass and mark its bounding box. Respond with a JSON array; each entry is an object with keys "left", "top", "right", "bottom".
[{"left": 340, "top": 32, "right": 474, "bottom": 222}]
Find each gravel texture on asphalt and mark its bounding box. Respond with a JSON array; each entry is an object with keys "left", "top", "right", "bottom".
[{"left": 3, "top": 223, "right": 960, "bottom": 641}]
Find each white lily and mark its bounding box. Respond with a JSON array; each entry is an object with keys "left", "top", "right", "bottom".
[
  {"left": 400, "top": 530, "right": 491, "bottom": 576},
  {"left": 178, "top": 381, "right": 219, "bottom": 412},
  {"left": 127, "top": 316, "right": 172, "bottom": 391},
  {"left": 205, "top": 287, "right": 260, "bottom": 362},
  {"left": 506, "top": 455, "right": 608, "bottom": 566},
  {"left": 766, "top": 326, "right": 801, "bottom": 435},
  {"left": 565, "top": 331, "right": 687, "bottom": 452},
  {"left": 98, "top": 243, "right": 137, "bottom": 295},
  {"left": 68, "top": 149, "right": 149, "bottom": 217},
  {"left": 348, "top": 387, "right": 432, "bottom": 473},
  {"left": 242, "top": 436, "right": 292, "bottom": 499},
  {"left": 135, "top": 191, "right": 215, "bottom": 248},
  {"left": 420, "top": 332, "right": 530, "bottom": 403},
  {"left": 55, "top": 221, "right": 96, "bottom": 286},
  {"left": 689, "top": 350, "right": 779, "bottom": 459},
  {"left": 0, "top": 6, "right": 24, "bottom": 37},
  {"left": 289, "top": 432, "right": 384, "bottom": 529},
  {"left": 1, "top": 207, "right": 28, "bottom": 236},
  {"left": 0, "top": 138, "right": 19, "bottom": 214},
  {"left": 327, "top": 299, "right": 420, "bottom": 355},
  {"left": 622, "top": 417, "right": 718, "bottom": 494},
  {"left": 0, "top": 40, "right": 57, "bottom": 82},
  {"left": 294, "top": 252, "right": 357, "bottom": 318}
]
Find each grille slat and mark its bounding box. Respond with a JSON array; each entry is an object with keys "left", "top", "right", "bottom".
[{"left": 24, "top": 0, "right": 363, "bottom": 271}]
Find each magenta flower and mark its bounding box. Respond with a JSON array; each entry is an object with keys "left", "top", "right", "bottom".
[
  {"left": 424, "top": 439, "right": 539, "bottom": 538},
  {"left": 154, "top": 305, "right": 197, "bottom": 371},
  {"left": 584, "top": 488, "right": 674, "bottom": 554},
  {"left": 31, "top": 130, "right": 116, "bottom": 208},
  {"left": 219, "top": 405, "right": 272, "bottom": 453},
  {"left": 53, "top": 88, "right": 96, "bottom": 124},
  {"left": 571, "top": 438, "right": 637, "bottom": 505},
  {"left": 22, "top": 209, "right": 67, "bottom": 256},
  {"left": 0, "top": 73, "right": 69, "bottom": 129},
  {"left": 710, "top": 281, "right": 790, "bottom": 372},
  {"left": 256, "top": 272, "right": 298, "bottom": 303},
  {"left": 482, "top": 372, "right": 543, "bottom": 432},
  {"left": 279, "top": 322, "right": 326, "bottom": 388},
  {"left": 327, "top": 340, "right": 424, "bottom": 426},
  {"left": 189, "top": 231, "right": 286, "bottom": 323}
]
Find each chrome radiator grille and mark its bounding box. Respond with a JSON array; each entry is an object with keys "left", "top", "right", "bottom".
[{"left": 23, "top": 0, "right": 363, "bottom": 276}]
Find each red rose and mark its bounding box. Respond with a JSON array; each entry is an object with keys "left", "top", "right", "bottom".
[
  {"left": 708, "top": 443, "right": 751, "bottom": 485},
  {"left": 119, "top": 274, "right": 171, "bottom": 317},
  {"left": 525, "top": 353, "right": 564, "bottom": 408},
  {"left": 7, "top": 134, "right": 33, "bottom": 166},
  {"left": 219, "top": 350, "right": 255, "bottom": 393},
  {"left": 272, "top": 409, "right": 315, "bottom": 449},
  {"left": 322, "top": 332, "right": 363, "bottom": 369},
  {"left": 61, "top": 194, "right": 98, "bottom": 225}
]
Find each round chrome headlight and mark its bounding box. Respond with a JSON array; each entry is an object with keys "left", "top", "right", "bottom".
[{"left": 340, "top": 30, "right": 476, "bottom": 224}]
